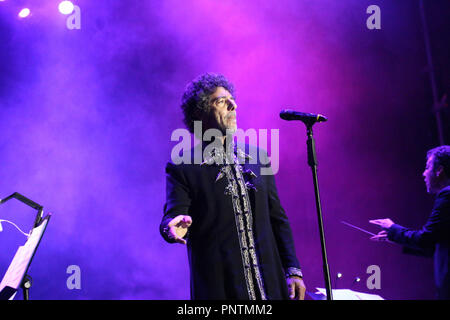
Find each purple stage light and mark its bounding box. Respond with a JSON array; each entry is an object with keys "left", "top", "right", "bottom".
[
  {"left": 58, "top": 1, "right": 74, "bottom": 15},
  {"left": 18, "top": 8, "right": 30, "bottom": 18}
]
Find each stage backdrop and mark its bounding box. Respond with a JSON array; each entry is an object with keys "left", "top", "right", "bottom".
[{"left": 0, "top": 0, "right": 449, "bottom": 299}]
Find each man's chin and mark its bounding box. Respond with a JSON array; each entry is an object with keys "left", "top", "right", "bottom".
[
  {"left": 426, "top": 186, "right": 437, "bottom": 194},
  {"left": 225, "top": 127, "right": 237, "bottom": 135}
]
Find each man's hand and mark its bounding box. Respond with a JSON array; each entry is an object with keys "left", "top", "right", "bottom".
[
  {"left": 286, "top": 276, "right": 306, "bottom": 300},
  {"left": 369, "top": 218, "right": 394, "bottom": 229},
  {"left": 167, "top": 215, "right": 192, "bottom": 244},
  {"left": 370, "top": 230, "right": 389, "bottom": 242}
]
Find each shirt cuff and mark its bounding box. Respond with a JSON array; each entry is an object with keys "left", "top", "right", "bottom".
[
  {"left": 387, "top": 223, "right": 405, "bottom": 242},
  {"left": 285, "top": 267, "right": 303, "bottom": 279}
]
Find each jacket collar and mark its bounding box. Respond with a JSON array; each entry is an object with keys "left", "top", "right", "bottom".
[{"left": 200, "top": 138, "right": 252, "bottom": 166}]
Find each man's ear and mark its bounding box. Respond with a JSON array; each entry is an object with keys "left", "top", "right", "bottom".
[
  {"left": 194, "top": 107, "right": 205, "bottom": 121},
  {"left": 436, "top": 165, "right": 444, "bottom": 177}
]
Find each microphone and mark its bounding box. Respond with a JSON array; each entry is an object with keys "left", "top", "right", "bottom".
[{"left": 280, "top": 109, "right": 328, "bottom": 125}]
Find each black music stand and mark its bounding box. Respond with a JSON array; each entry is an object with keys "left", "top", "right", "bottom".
[{"left": 0, "top": 193, "right": 50, "bottom": 300}]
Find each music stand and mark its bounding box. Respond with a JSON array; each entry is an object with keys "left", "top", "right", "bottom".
[{"left": 0, "top": 192, "right": 50, "bottom": 300}]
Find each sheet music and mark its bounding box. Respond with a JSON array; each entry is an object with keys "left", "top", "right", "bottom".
[
  {"left": 0, "top": 219, "right": 48, "bottom": 292},
  {"left": 315, "top": 288, "right": 384, "bottom": 300}
]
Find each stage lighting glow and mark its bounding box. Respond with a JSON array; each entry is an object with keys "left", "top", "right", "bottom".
[
  {"left": 18, "top": 8, "right": 30, "bottom": 18},
  {"left": 58, "top": 1, "right": 74, "bottom": 15}
]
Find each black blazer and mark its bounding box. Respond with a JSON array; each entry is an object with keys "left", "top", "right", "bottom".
[
  {"left": 387, "top": 186, "right": 450, "bottom": 299},
  {"left": 161, "top": 143, "right": 301, "bottom": 299}
]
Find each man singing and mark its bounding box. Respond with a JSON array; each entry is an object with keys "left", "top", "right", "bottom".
[
  {"left": 160, "top": 73, "right": 306, "bottom": 300},
  {"left": 370, "top": 145, "right": 450, "bottom": 299}
]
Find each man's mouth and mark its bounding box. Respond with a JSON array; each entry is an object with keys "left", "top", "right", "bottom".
[{"left": 227, "top": 112, "right": 236, "bottom": 119}]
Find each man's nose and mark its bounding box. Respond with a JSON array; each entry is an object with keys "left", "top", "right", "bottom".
[{"left": 227, "top": 99, "right": 237, "bottom": 111}]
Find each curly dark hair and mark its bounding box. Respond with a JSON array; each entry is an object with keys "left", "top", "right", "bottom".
[
  {"left": 181, "top": 73, "right": 235, "bottom": 133},
  {"left": 427, "top": 145, "right": 450, "bottom": 177}
]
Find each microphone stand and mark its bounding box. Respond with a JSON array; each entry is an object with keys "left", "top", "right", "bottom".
[{"left": 305, "top": 124, "right": 333, "bottom": 300}]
